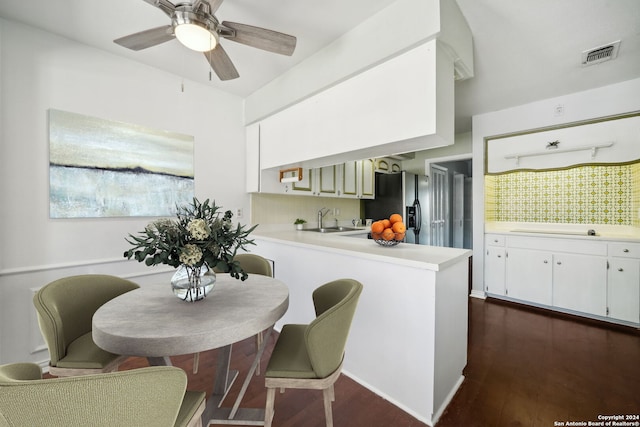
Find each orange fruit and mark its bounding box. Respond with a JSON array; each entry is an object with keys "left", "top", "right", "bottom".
[
  {"left": 381, "top": 219, "right": 391, "bottom": 229},
  {"left": 381, "top": 228, "right": 395, "bottom": 241},
  {"left": 392, "top": 222, "right": 406, "bottom": 234},
  {"left": 395, "top": 231, "right": 406, "bottom": 241},
  {"left": 371, "top": 221, "right": 385, "bottom": 234},
  {"left": 389, "top": 213, "right": 403, "bottom": 224}
]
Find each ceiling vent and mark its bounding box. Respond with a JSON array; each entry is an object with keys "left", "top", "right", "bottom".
[{"left": 581, "top": 40, "right": 620, "bottom": 66}]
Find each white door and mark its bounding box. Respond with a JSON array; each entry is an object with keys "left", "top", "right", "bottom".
[
  {"left": 452, "top": 173, "right": 464, "bottom": 248},
  {"left": 430, "top": 165, "right": 448, "bottom": 247}
]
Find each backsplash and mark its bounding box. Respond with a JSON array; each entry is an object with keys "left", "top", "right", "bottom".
[
  {"left": 250, "top": 193, "right": 361, "bottom": 227},
  {"left": 633, "top": 162, "right": 640, "bottom": 227},
  {"left": 485, "top": 164, "right": 638, "bottom": 225}
]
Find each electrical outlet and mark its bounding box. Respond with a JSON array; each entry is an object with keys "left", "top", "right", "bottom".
[
  {"left": 334, "top": 208, "right": 340, "bottom": 216},
  {"left": 236, "top": 208, "right": 243, "bottom": 218}
]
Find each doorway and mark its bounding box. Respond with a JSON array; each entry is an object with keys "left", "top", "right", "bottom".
[{"left": 428, "top": 159, "right": 472, "bottom": 249}]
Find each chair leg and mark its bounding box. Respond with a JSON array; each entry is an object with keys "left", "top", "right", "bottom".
[
  {"left": 323, "top": 387, "right": 334, "bottom": 427},
  {"left": 265, "top": 387, "right": 276, "bottom": 427},
  {"left": 255, "top": 331, "right": 263, "bottom": 375},
  {"left": 193, "top": 352, "right": 200, "bottom": 374}
]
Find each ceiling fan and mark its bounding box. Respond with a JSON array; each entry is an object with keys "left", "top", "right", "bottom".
[{"left": 114, "top": 0, "right": 297, "bottom": 81}]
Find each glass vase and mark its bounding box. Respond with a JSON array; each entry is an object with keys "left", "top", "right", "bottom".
[{"left": 170, "top": 264, "right": 216, "bottom": 302}]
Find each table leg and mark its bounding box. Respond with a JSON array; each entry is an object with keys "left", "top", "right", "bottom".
[
  {"left": 214, "top": 344, "right": 239, "bottom": 406},
  {"left": 202, "top": 326, "right": 274, "bottom": 426}
]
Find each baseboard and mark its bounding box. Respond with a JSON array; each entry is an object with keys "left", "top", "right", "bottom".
[
  {"left": 486, "top": 296, "right": 640, "bottom": 334},
  {"left": 431, "top": 375, "right": 465, "bottom": 425},
  {"left": 469, "top": 289, "right": 486, "bottom": 299}
]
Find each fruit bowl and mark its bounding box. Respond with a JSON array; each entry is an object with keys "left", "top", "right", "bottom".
[
  {"left": 370, "top": 215, "right": 406, "bottom": 247},
  {"left": 372, "top": 233, "right": 404, "bottom": 247}
]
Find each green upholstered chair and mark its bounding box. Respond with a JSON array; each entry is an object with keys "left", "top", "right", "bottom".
[
  {"left": 0, "top": 362, "right": 206, "bottom": 427},
  {"left": 233, "top": 253, "right": 273, "bottom": 278},
  {"left": 264, "top": 278, "right": 363, "bottom": 427},
  {"left": 234, "top": 254, "right": 273, "bottom": 374},
  {"left": 33, "top": 274, "right": 140, "bottom": 377},
  {"left": 209, "top": 253, "right": 273, "bottom": 375}
]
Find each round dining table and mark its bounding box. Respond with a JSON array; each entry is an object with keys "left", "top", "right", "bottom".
[{"left": 93, "top": 273, "right": 289, "bottom": 426}]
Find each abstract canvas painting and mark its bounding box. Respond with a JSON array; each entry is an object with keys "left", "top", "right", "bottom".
[{"left": 49, "top": 109, "right": 195, "bottom": 218}]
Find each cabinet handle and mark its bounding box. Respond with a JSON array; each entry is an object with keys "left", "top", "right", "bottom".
[
  {"left": 618, "top": 268, "right": 624, "bottom": 272},
  {"left": 556, "top": 261, "right": 562, "bottom": 265},
  {"left": 543, "top": 260, "right": 548, "bottom": 264},
  {"left": 494, "top": 239, "right": 499, "bottom": 243},
  {"left": 497, "top": 255, "right": 501, "bottom": 258},
  {"left": 623, "top": 248, "right": 629, "bottom": 253}
]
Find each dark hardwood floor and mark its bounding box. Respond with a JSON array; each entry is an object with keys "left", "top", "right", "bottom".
[{"left": 79, "top": 298, "right": 640, "bottom": 426}]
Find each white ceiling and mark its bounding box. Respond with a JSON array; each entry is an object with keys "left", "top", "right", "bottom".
[{"left": 1, "top": 0, "right": 639, "bottom": 134}]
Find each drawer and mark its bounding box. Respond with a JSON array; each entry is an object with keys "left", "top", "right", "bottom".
[
  {"left": 609, "top": 242, "right": 640, "bottom": 259},
  {"left": 507, "top": 235, "right": 607, "bottom": 256},
  {"left": 485, "top": 234, "right": 505, "bottom": 246}
]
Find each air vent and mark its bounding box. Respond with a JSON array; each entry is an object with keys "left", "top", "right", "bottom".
[{"left": 581, "top": 40, "right": 620, "bottom": 66}]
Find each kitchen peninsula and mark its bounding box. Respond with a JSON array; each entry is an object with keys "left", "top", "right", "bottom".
[{"left": 251, "top": 227, "right": 471, "bottom": 426}]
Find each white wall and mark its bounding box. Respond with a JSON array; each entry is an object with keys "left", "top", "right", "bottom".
[
  {"left": 0, "top": 19, "right": 248, "bottom": 364},
  {"left": 471, "top": 77, "right": 640, "bottom": 297},
  {"left": 244, "top": 0, "right": 472, "bottom": 125}
]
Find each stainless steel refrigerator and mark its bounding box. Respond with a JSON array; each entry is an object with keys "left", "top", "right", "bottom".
[{"left": 363, "top": 171, "right": 430, "bottom": 244}]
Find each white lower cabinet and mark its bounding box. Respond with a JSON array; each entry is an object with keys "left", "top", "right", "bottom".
[
  {"left": 485, "top": 246, "right": 506, "bottom": 296},
  {"left": 484, "top": 233, "right": 640, "bottom": 326},
  {"left": 607, "top": 258, "right": 640, "bottom": 323},
  {"left": 484, "top": 234, "right": 506, "bottom": 295},
  {"left": 505, "top": 248, "right": 552, "bottom": 305},
  {"left": 607, "top": 242, "right": 640, "bottom": 324},
  {"left": 552, "top": 253, "right": 607, "bottom": 316}
]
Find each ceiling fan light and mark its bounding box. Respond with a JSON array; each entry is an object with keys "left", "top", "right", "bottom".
[{"left": 175, "top": 23, "right": 217, "bottom": 52}]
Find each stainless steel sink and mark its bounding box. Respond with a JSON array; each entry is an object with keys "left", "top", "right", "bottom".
[{"left": 303, "top": 226, "right": 360, "bottom": 233}]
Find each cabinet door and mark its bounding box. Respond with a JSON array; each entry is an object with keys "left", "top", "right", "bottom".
[
  {"left": 318, "top": 165, "right": 337, "bottom": 196},
  {"left": 485, "top": 246, "right": 506, "bottom": 295},
  {"left": 505, "top": 248, "right": 552, "bottom": 305},
  {"left": 607, "top": 258, "right": 640, "bottom": 323},
  {"left": 553, "top": 254, "right": 607, "bottom": 316},
  {"left": 291, "top": 168, "right": 314, "bottom": 195},
  {"left": 341, "top": 161, "right": 358, "bottom": 197},
  {"left": 245, "top": 123, "right": 260, "bottom": 193},
  {"left": 360, "top": 159, "right": 375, "bottom": 199}
]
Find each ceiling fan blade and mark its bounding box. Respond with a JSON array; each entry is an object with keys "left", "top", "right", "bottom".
[
  {"left": 204, "top": 45, "right": 239, "bottom": 81},
  {"left": 114, "top": 25, "right": 175, "bottom": 51},
  {"left": 221, "top": 21, "right": 296, "bottom": 56}
]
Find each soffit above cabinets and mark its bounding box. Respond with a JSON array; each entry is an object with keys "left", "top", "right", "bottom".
[{"left": 486, "top": 113, "right": 640, "bottom": 174}]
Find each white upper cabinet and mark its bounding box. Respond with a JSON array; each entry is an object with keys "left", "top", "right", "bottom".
[
  {"left": 290, "top": 166, "right": 338, "bottom": 197},
  {"left": 340, "top": 159, "right": 374, "bottom": 199},
  {"left": 486, "top": 114, "right": 640, "bottom": 173},
  {"left": 258, "top": 40, "right": 455, "bottom": 170},
  {"left": 245, "top": 123, "right": 261, "bottom": 193}
]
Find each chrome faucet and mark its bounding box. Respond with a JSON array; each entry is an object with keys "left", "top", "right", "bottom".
[{"left": 318, "top": 208, "right": 330, "bottom": 229}]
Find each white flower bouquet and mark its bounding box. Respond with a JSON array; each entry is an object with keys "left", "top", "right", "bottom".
[{"left": 124, "top": 198, "right": 257, "bottom": 280}]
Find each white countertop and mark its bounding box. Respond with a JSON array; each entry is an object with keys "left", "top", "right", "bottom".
[
  {"left": 252, "top": 226, "right": 471, "bottom": 271},
  {"left": 485, "top": 222, "right": 640, "bottom": 242}
]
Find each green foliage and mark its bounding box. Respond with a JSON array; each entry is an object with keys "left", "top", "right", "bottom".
[
  {"left": 294, "top": 218, "right": 307, "bottom": 224},
  {"left": 124, "top": 198, "right": 257, "bottom": 280}
]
